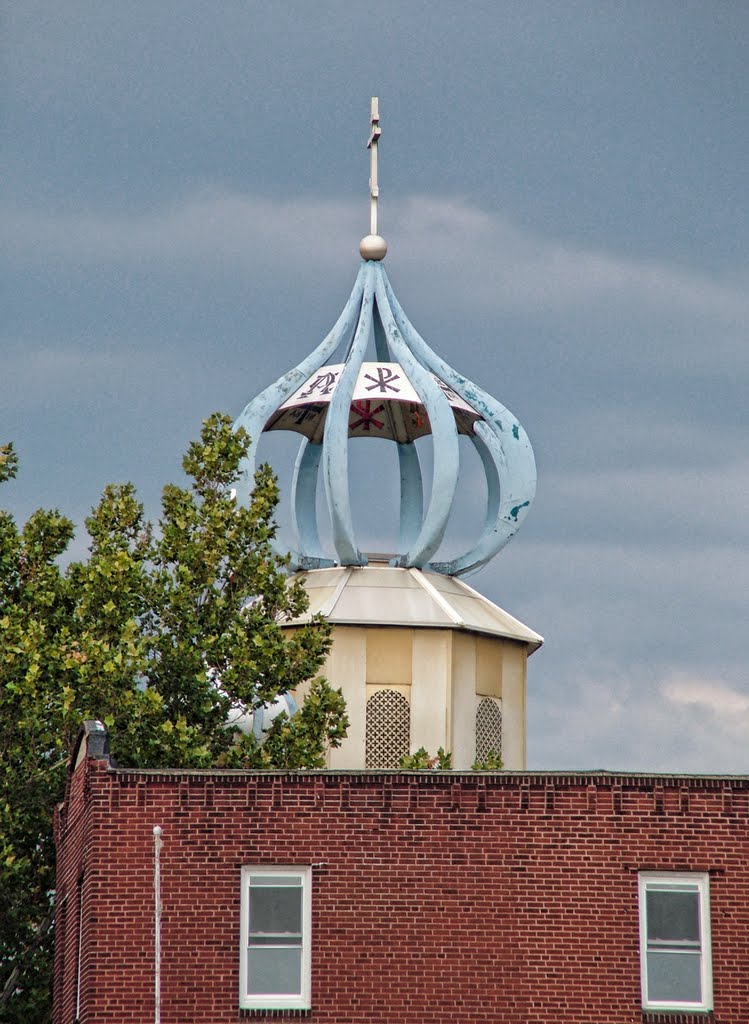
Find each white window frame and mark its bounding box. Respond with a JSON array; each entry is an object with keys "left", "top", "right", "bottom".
[
  {"left": 239, "top": 865, "right": 312, "bottom": 1010},
  {"left": 638, "top": 872, "right": 712, "bottom": 1012}
]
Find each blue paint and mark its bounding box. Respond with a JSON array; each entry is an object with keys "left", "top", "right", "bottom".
[
  {"left": 233, "top": 259, "right": 536, "bottom": 576},
  {"left": 321, "top": 264, "right": 374, "bottom": 566},
  {"left": 397, "top": 442, "right": 424, "bottom": 552},
  {"left": 509, "top": 500, "right": 530, "bottom": 522},
  {"left": 291, "top": 440, "right": 334, "bottom": 566},
  {"left": 373, "top": 271, "right": 459, "bottom": 567}
]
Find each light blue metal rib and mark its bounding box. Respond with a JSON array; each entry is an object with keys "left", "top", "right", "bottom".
[
  {"left": 397, "top": 442, "right": 423, "bottom": 552},
  {"left": 428, "top": 427, "right": 505, "bottom": 576},
  {"left": 233, "top": 263, "right": 368, "bottom": 569},
  {"left": 233, "top": 262, "right": 367, "bottom": 492},
  {"left": 373, "top": 266, "right": 460, "bottom": 567},
  {"left": 291, "top": 440, "right": 334, "bottom": 569},
  {"left": 321, "top": 263, "right": 376, "bottom": 565},
  {"left": 382, "top": 272, "right": 536, "bottom": 573},
  {"left": 373, "top": 306, "right": 390, "bottom": 362}
]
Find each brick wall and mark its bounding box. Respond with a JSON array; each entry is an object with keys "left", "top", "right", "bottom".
[{"left": 54, "top": 732, "right": 749, "bottom": 1024}]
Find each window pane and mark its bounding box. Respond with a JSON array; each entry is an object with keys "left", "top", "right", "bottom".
[
  {"left": 250, "top": 887, "right": 302, "bottom": 935},
  {"left": 647, "top": 951, "right": 702, "bottom": 1004},
  {"left": 247, "top": 946, "right": 302, "bottom": 995},
  {"left": 249, "top": 874, "right": 302, "bottom": 887},
  {"left": 647, "top": 890, "right": 699, "bottom": 943}
]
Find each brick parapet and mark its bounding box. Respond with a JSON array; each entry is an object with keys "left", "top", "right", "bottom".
[{"left": 54, "top": 735, "right": 749, "bottom": 1024}]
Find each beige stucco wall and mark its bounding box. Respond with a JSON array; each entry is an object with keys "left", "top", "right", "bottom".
[
  {"left": 450, "top": 633, "right": 476, "bottom": 770},
  {"left": 322, "top": 627, "right": 367, "bottom": 770},
  {"left": 309, "top": 624, "right": 528, "bottom": 771},
  {"left": 501, "top": 641, "right": 527, "bottom": 769},
  {"left": 411, "top": 630, "right": 450, "bottom": 757}
]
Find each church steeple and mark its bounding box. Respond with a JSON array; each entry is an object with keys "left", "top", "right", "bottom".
[
  {"left": 233, "top": 100, "right": 536, "bottom": 578},
  {"left": 235, "top": 102, "right": 542, "bottom": 770}
]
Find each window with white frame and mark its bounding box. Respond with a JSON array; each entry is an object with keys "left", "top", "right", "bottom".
[
  {"left": 638, "top": 872, "right": 712, "bottom": 1011},
  {"left": 239, "top": 866, "right": 311, "bottom": 1010}
]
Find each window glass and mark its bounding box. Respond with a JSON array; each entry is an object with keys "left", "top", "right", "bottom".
[
  {"left": 250, "top": 886, "right": 302, "bottom": 937},
  {"left": 249, "top": 874, "right": 301, "bottom": 887},
  {"left": 247, "top": 947, "right": 303, "bottom": 995},
  {"left": 646, "top": 889, "right": 700, "bottom": 943},
  {"left": 647, "top": 951, "right": 702, "bottom": 1004}
]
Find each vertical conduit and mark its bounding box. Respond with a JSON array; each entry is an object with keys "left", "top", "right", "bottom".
[
  {"left": 153, "top": 826, "right": 163, "bottom": 1024},
  {"left": 75, "top": 874, "right": 84, "bottom": 1022}
]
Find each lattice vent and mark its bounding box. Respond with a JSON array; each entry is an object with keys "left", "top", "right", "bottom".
[
  {"left": 365, "top": 689, "right": 410, "bottom": 769},
  {"left": 475, "top": 697, "right": 503, "bottom": 763}
]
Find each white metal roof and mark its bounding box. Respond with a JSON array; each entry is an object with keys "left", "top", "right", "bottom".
[{"left": 285, "top": 565, "right": 543, "bottom": 653}]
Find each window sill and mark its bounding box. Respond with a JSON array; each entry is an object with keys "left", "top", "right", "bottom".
[
  {"left": 239, "top": 1010, "right": 311, "bottom": 1018},
  {"left": 642, "top": 1011, "right": 714, "bottom": 1024}
]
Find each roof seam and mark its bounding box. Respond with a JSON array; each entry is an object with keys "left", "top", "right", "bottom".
[
  {"left": 450, "top": 574, "right": 544, "bottom": 644},
  {"left": 318, "top": 567, "right": 352, "bottom": 618},
  {"left": 410, "top": 567, "right": 463, "bottom": 626}
]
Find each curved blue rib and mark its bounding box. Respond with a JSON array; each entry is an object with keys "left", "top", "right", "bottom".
[
  {"left": 291, "top": 440, "right": 334, "bottom": 569},
  {"left": 233, "top": 262, "right": 367, "bottom": 495},
  {"left": 373, "top": 306, "right": 391, "bottom": 362},
  {"left": 321, "top": 263, "right": 376, "bottom": 565},
  {"left": 232, "top": 263, "right": 367, "bottom": 568},
  {"left": 397, "top": 442, "right": 424, "bottom": 552},
  {"left": 383, "top": 271, "right": 536, "bottom": 574},
  {"left": 430, "top": 428, "right": 500, "bottom": 577},
  {"left": 429, "top": 425, "right": 510, "bottom": 576},
  {"left": 373, "top": 266, "right": 460, "bottom": 567}
]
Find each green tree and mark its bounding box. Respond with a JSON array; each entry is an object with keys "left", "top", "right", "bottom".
[{"left": 0, "top": 419, "right": 346, "bottom": 1022}]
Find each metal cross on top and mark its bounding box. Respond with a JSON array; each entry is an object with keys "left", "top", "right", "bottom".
[{"left": 367, "top": 97, "right": 381, "bottom": 237}]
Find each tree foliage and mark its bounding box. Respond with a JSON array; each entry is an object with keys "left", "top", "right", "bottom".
[
  {"left": 398, "top": 747, "right": 505, "bottom": 771},
  {"left": 471, "top": 750, "right": 504, "bottom": 771},
  {"left": 0, "top": 419, "right": 346, "bottom": 1022},
  {"left": 399, "top": 746, "right": 453, "bottom": 770}
]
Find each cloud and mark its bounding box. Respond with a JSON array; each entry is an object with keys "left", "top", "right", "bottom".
[
  {"left": 2, "top": 341, "right": 147, "bottom": 399},
  {"left": 4, "top": 191, "right": 748, "bottom": 332},
  {"left": 528, "top": 663, "right": 749, "bottom": 773},
  {"left": 478, "top": 526, "right": 749, "bottom": 771},
  {"left": 2, "top": 192, "right": 359, "bottom": 282},
  {"left": 393, "top": 197, "right": 749, "bottom": 323},
  {"left": 544, "top": 406, "right": 749, "bottom": 471},
  {"left": 663, "top": 675, "right": 749, "bottom": 719},
  {"left": 4, "top": 188, "right": 748, "bottom": 781},
  {"left": 540, "top": 459, "right": 749, "bottom": 547}
]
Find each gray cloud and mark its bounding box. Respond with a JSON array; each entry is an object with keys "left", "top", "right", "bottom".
[
  {"left": 530, "top": 667, "right": 749, "bottom": 774},
  {"left": 6, "top": 191, "right": 748, "bottom": 328}
]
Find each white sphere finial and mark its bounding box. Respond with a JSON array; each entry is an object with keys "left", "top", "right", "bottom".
[{"left": 359, "top": 234, "right": 388, "bottom": 261}]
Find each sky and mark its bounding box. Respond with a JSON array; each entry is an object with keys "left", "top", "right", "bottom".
[{"left": 2, "top": 1, "right": 748, "bottom": 773}]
